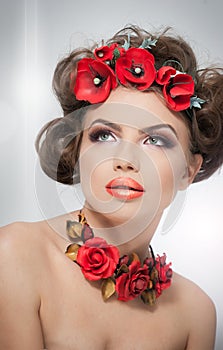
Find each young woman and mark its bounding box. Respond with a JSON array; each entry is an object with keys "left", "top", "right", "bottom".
[{"left": 0, "top": 25, "right": 222, "bottom": 349}]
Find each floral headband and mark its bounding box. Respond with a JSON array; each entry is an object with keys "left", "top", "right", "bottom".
[{"left": 73, "top": 37, "right": 205, "bottom": 114}]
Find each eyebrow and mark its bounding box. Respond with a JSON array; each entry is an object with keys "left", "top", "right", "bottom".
[
  {"left": 140, "top": 124, "right": 179, "bottom": 139},
  {"left": 88, "top": 119, "right": 178, "bottom": 139},
  {"left": 89, "top": 119, "right": 122, "bottom": 132}
]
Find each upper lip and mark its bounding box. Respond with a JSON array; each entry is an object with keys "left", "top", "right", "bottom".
[{"left": 106, "top": 177, "right": 144, "bottom": 192}]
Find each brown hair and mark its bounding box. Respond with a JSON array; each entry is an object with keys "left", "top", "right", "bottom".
[{"left": 35, "top": 25, "right": 223, "bottom": 184}]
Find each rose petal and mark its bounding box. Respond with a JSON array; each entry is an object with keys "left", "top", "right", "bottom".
[{"left": 85, "top": 237, "right": 108, "bottom": 248}]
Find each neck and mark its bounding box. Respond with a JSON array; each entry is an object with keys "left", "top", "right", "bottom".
[{"left": 82, "top": 204, "right": 163, "bottom": 261}]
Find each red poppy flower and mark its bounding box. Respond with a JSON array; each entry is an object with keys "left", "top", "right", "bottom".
[
  {"left": 115, "top": 260, "right": 150, "bottom": 301},
  {"left": 76, "top": 237, "right": 120, "bottom": 281},
  {"left": 156, "top": 66, "right": 176, "bottom": 85},
  {"left": 115, "top": 48, "right": 156, "bottom": 90},
  {"left": 74, "top": 58, "right": 118, "bottom": 103},
  {"left": 94, "top": 43, "right": 125, "bottom": 62},
  {"left": 163, "top": 73, "right": 194, "bottom": 111},
  {"left": 156, "top": 66, "right": 194, "bottom": 111}
]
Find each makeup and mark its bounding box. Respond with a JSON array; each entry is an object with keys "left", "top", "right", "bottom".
[{"left": 106, "top": 177, "right": 144, "bottom": 200}]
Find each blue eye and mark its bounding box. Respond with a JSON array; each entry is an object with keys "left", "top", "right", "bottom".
[
  {"left": 144, "top": 135, "right": 174, "bottom": 148},
  {"left": 147, "top": 136, "right": 159, "bottom": 145},
  {"left": 98, "top": 132, "right": 114, "bottom": 142},
  {"left": 89, "top": 129, "right": 116, "bottom": 143}
]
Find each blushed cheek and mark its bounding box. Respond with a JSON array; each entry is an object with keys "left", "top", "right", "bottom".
[
  {"left": 159, "top": 151, "right": 188, "bottom": 208},
  {"left": 79, "top": 144, "right": 123, "bottom": 213}
]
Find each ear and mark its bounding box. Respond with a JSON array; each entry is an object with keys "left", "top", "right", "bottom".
[{"left": 178, "top": 154, "right": 203, "bottom": 190}]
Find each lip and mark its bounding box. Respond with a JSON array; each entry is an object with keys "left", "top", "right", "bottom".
[{"left": 105, "top": 177, "right": 145, "bottom": 200}]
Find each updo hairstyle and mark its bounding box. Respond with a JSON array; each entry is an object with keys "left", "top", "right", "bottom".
[{"left": 35, "top": 25, "right": 223, "bottom": 184}]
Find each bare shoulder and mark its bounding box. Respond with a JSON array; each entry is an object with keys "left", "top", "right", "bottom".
[
  {"left": 173, "top": 272, "right": 216, "bottom": 349},
  {"left": 173, "top": 271, "right": 216, "bottom": 310},
  {"left": 0, "top": 215, "right": 75, "bottom": 276},
  {"left": 0, "top": 221, "right": 50, "bottom": 349},
  {"left": 0, "top": 220, "right": 51, "bottom": 283},
  {"left": 0, "top": 219, "right": 48, "bottom": 239},
  {"left": 0, "top": 213, "right": 71, "bottom": 252},
  {"left": 0, "top": 220, "right": 48, "bottom": 258},
  {"left": 0, "top": 218, "right": 68, "bottom": 287}
]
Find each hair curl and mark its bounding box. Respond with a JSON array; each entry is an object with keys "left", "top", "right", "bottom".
[{"left": 35, "top": 25, "right": 223, "bottom": 184}]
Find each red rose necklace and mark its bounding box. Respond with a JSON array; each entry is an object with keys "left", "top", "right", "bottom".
[{"left": 65, "top": 211, "right": 172, "bottom": 305}]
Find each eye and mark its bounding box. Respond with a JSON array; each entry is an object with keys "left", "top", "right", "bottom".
[
  {"left": 98, "top": 132, "right": 114, "bottom": 142},
  {"left": 144, "top": 135, "right": 174, "bottom": 148},
  {"left": 89, "top": 128, "right": 117, "bottom": 143},
  {"left": 146, "top": 136, "right": 160, "bottom": 145}
]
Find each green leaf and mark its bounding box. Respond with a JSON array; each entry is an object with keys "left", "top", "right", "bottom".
[
  {"left": 113, "top": 48, "right": 121, "bottom": 59},
  {"left": 190, "top": 96, "right": 206, "bottom": 109},
  {"left": 122, "top": 33, "right": 131, "bottom": 50},
  {"left": 139, "top": 38, "right": 157, "bottom": 49}
]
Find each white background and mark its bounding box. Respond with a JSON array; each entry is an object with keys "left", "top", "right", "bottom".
[{"left": 0, "top": 0, "right": 223, "bottom": 348}]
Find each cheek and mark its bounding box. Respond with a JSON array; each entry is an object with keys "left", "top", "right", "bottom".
[
  {"left": 79, "top": 143, "right": 116, "bottom": 206},
  {"left": 84, "top": 161, "right": 111, "bottom": 198},
  {"left": 153, "top": 149, "right": 187, "bottom": 207}
]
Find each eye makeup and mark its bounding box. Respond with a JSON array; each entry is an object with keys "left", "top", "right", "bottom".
[
  {"left": 87, "top": 119, "right": 178, "bottom": 149},
  {"left": 143, "top": 133, "right": 176, "bottom": 149},
  {"left": 88, "top": 127, "right": 117, "bottom": 143}
]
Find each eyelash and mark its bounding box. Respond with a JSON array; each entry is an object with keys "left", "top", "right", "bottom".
[
  {"left": 88, "top": 128, "right": 116, "bottom": 143},
  {"left": 144, "top": 135, "right": 175, "bottom": 148},
  {"left": 88, "top": 127, "right": 175, "bottom": 149}
]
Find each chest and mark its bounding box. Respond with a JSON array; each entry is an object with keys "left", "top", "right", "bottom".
[{"left": 39, "top": 249, "right": 188, "bottom": 350}]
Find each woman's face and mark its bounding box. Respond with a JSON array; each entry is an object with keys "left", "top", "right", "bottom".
[{"left": 78, "top": 87, "right": 201, "bottom": 237}]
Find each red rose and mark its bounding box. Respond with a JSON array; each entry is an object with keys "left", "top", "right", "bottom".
[
  {"left": 115, "top": 261, "right": 150, "bottom": 301},
  {"left": 76, "top": 237, "right": 120, "bottom": 281},
  {"left": 94, "top": 44, "right": 125, "bottom": 62},
  {"left": 115, "top": 48, "right": 156, "bottom": 90},
  {"left": 74, "top": 58, "right": 117, "bottom": 103}
]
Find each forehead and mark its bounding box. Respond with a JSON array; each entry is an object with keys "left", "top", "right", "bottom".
[{"left": 84, "top": 88, "right": 190, "bottom": 139}]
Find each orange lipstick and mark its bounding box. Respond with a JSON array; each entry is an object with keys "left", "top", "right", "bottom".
[{"left": 106, "top": 177, "right": 144, "bottom": 200}]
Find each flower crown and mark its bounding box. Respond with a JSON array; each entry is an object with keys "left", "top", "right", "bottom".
[{"left": 73, "top": 37, "right": 205, "bottom": 114}]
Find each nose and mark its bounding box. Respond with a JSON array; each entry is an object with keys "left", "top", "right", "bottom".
[
  {"left": 113, "top": 142, "right": 140, "bottom": 173},
  {"left": 113, "top": 158, "right": 139, "bottom": 172}
]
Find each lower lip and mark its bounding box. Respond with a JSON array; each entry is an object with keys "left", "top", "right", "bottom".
[{"left": 106, "top": 187, "right": 144, "bottom": 200}]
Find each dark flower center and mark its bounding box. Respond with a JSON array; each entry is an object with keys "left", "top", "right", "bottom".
[
  {"left": 93, "top": 74, "right": 106, "bottom": 87},
  {"left": 128, "top": 61, "right": 144, "bottom": 77}
]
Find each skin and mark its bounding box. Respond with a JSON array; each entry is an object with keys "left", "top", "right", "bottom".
[{"left": 0, "top": 88, "right": 216, "bottom": 349}]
